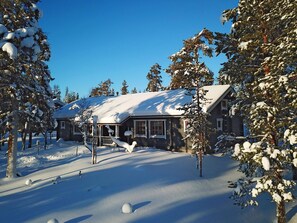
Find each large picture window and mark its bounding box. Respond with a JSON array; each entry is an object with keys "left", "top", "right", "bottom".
[
  {"left": 134, "top": 120, "right": 147, "bottom": 138},
  {"left": 149, "top": 120, "right": 166, "bottom": 139}
]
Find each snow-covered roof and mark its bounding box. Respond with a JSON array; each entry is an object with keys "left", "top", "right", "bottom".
[{"left": 53, "top": 85, "right": 231, "bottom": 124}]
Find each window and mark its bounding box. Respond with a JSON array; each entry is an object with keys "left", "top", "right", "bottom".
[
  {"left": 217, "top": 118, "right": 223, "bottom": 131},
  {"left": 221, "top": 99, "right": 228, "bottom": 111},
  {"left": 60, "top": 121, "right": 65, "bottom": 130},
  {"left": 134, "top": 120, "right": 147, "bottom": 138},
  {"left": 149, "top": 120, "right": 166, "bottom": 139},
  {"left": 73, "top": 124, "right": 81, "bottom": 135}
]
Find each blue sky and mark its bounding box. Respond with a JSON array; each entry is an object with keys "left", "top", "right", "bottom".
[{"left": 38, "top": 0, "right": 237, "bottom": 98}]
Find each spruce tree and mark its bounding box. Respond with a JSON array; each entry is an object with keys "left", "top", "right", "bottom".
[
  {"left": 121, "top": 80, "right": 129, "bottom": 95},
  {"left": 131, "top": 87, "right": 137, "bottom": 94},
  {"left": 167, "top": 29, "right": 214, "bottom": 176},
  {"left": 146, "top": 63, "right": 163, "bottom": 92},
  {"left": 64, "top": 86, "right": 69, "bottom": 102},
  {"left": 64, "top": 87, "right": 78, "bottom": 103},
  {"left": 53, "top": 84, "right": 61, "bottom": 100},
  {"left": 0, "top": 0, "right": 53, "bottom": 178},
  {"left": 216, "top": 1, "right": 297, "bottom": 222}
]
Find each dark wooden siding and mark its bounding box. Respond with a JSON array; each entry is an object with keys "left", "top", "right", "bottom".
[
  {"left": 121, "top": 117, "right": 185, "bottom": 151},
  {"left": 57, "top": 119, "right": 83, "bottom": 142}
]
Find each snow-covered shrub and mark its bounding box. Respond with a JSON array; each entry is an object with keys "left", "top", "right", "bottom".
[{"left": 47, "top": 218, "right": 59, "bottom": 223}]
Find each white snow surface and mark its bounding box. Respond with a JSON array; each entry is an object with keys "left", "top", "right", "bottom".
[
  {"left": 1, "top": 139, "right": 297, "bottom": 223},
  {"left": 54, "top": 85, "right": 231, "bottom": 124}
]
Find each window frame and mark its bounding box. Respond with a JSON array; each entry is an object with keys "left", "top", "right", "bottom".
[
  {"left": 221, "top": 99, "right": 228, "bottom": 111},
  {"left": 134, "top": 120, "right": 147, "bottom": 138},
  {"left": 60, "top": 121, "right": 65, "bottom": 130},
  {"left": 73, "top": 123, "right": 82, "bottom": 135},
  {"left": 148, "top": 119, "right": 166, "bottom": 139},
  {"left": 216, "top": 118, "right": 223, "bottom": 131}
]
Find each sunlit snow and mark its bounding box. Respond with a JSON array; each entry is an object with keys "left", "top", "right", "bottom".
[{"left": 1, "top": 137, "right": 295, "bottom": 222}]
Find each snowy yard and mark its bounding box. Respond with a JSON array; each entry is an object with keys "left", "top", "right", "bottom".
[{"left": 0, "top": 140, "right": 296, "bottom": 223}]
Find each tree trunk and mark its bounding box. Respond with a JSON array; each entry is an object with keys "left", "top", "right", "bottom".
[
  {"left": 6, "top": 107, "right": 19, "bottom": 178},
  {"left": 292, "top": 165, "right": 297, "bottom": 180},
  {"left": 28, "top": 131, "right": 32, "bottom": 148},
  {"left": 21, "top": 129, "right": 27, "bottom": 151},
  {"left": 276, "top": 200, "right": 286, "bottom": 223},
  {"left": 43, "top": 131, "right": 47, "bottom": 150}
]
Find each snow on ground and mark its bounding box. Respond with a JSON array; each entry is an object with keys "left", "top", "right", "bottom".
[{"left": 0, "top": 139, "right": 297, "bottom": 223}]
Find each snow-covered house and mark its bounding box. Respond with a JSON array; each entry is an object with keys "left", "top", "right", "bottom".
[{"left": 53, "top": 85, "right": 243, "bottom": 152}]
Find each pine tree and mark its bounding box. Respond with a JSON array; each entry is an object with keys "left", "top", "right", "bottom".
[
  {"left": 101, "top": 79, "right": 113, "bottom": 96},
  {"left": 121, "top": 80, "right": 129, "bottom": 95},
  {"left": 167, "top": 29, "right": 214, "bottom": 89},
  {"left": 64, "top": 86, "right": 69, "bottom": 102},
  {"left": 52, "top": 84, "right": 61, "bottom": 100},
  {"left": 90, "top": 79, "right": 113, "bottom": 96},
  {"left": 216, "top": 1, "right": 297, "bottom": 222},
  {"left": 167, "top": 29, "right": 214, "bottom": 176},
  {"left": 0, "top": 0, "right": 53, "bottom": 178},
  {"left": 131, "top": 87, "right": 138, "bottom": 94},
  {"left": 146, "top": 63, "right": 163, "bottom": 92},
  {"left": 64, "top": 87, "right": 77, "bottom": 103}
]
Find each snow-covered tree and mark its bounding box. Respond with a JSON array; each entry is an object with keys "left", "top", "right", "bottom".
[
  {"left": 69, "top": 100, "right": 92, "bottom": 151},
  {"left": 121, "top": 80, "right": 129, "bottom": 95},
  {"left": 146, "top": 63, "right": 163, "bottom": 92},
  {"left": 167, "top": 29, "right": 214, "bottom": 177},
  {"left": 52, "top": 84, "right": 61, "bottom": 100},
  {"left": 216, "top": 1, "right": 297, "bottom": 222},
  {"left": 167, "top": 29, "right": 214, "bottom": 90},
  {"left": 131, "top": 87, "right": 138, "bottom": 94},
  {"left": 90, "top": 79, "right": 114, "bottom": 97},
  {"left": 64, "top": 87, "right": 77, "bottom": 103},
  {"left": 0, "top": 0, "right": 53, "bottom": 178}
]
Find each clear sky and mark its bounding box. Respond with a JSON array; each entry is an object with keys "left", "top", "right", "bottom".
[{"left": 38, "top": 0, "right": 238, "bottom": 98}]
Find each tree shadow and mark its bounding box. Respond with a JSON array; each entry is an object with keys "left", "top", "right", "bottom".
[
  {"left": 287, "top": 203, "right": 297, "bottom": 222},
  {"left": 64, "top": 214, "right": 92, "bottom": 223}
]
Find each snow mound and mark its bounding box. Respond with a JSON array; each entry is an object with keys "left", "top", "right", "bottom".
[
  {"left": 122, "top": 203, "right": 133, "bottom": 214},
  {"left": 47, "top": 219, "right": 59, "bottom": 223},
  {"left": 18, "top": 156, "right": 41, "bottom": 169},
  {"left": 25, "top": 179, "right": 32, "bottom": 186}
]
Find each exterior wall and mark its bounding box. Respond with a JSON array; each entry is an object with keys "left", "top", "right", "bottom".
[
  {"left": 57, "top": 119, "right": 83, "bottom": 142},
  {"left": 121, "top": 117, "right": 185, "bottom": 151},
  {"left": 208, "top": 93, "right": 243, "bottom": 149}
]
